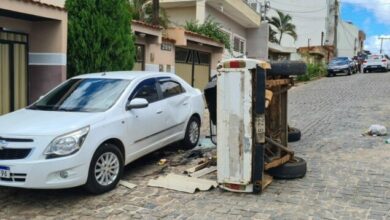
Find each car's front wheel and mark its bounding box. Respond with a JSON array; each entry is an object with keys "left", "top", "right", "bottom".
[
  {"left": 182, "top": 116, "right": 201, "bottom": 149},
  {"left": 85, "top": 143, "right": 124, "bottom": 194}
]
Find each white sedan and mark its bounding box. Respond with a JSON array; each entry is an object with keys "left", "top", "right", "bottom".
[{"left": 0, "top": 71, "right": 204, "bottom": 194}]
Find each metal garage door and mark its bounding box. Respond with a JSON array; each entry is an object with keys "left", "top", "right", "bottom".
[
  {"left": 0, "top": 30, "right": 28, "bottom": 115},
  {"left": 175, "top": 47, "right": 210, "bottom": 89}
]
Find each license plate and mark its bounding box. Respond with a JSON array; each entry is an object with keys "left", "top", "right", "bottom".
[{"left": 0, "top": 166, "right": 10, "bottom": 178}]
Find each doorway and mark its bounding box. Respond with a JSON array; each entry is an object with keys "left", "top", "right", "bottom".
[{"left": 0, "top": 30, "right": 28, "bottom": 115}]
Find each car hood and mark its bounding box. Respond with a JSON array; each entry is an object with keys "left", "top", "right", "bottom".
[{"left": 0, "top": 109, "right": 105, "bottom": 136}]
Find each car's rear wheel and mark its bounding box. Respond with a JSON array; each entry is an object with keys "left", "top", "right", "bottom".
[
  {"left": 182, "top": 116, "right": 201, "bottom": 149},
  {"left": 85, "top": 143, "right": 124, "bottom": 194}
]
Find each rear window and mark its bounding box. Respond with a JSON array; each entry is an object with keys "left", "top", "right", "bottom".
[{"left": 368, "top": 55, "right": 383, "bottom": 60}]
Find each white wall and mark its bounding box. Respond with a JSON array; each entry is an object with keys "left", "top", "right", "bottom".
[
  {"left": 164, "top": 6, "right": 197, "bottom": 27},
  {"left": 267, "top": 0, "right": 331, "bottom": 48},
  {"left": 337, "top": 21, "right": 359, "bottom": 57}
]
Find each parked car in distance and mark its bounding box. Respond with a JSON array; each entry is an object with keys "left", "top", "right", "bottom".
[
  {"left": 327, "top": 57, "right": 355, "bottom": 77},
  {"left": 363, "top": 54, "right": 390, "bottom": 73},
  {"left": 0, "top": 71, "right": 204, "bottom": 194}
]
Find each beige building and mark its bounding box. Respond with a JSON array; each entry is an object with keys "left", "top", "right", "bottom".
[
  {"left": 0, "top": 0, "right": 67, "bottom": 115},
  {"left": 156, "top": 0, "right": 269, "bottom": 88},
  {"left": 132, "top": 19, "right": 225, "bottom": 90}
]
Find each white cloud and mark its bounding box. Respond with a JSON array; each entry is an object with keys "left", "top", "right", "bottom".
[
  {"left": 364, "top": 35, "right": 390, "bottom": 54},
  {"left": 342, "top": 0, "right": 390, "bottom": 25}
]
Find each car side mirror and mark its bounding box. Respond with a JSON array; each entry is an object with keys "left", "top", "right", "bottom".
[{"left": 126, "top": 98, "right": 149, "bottom": 110}]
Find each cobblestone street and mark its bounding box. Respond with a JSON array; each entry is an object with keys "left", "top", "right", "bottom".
[{"left": 1, "top": 72, "right": 390, "bottom": 220}]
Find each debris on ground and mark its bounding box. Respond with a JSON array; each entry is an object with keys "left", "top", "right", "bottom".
[
  {"left": 147, "top": 173, "right": 218, "bottom": 193},
  {"left": 197, "top": 138, "right": 216, "bottom": 149},
  {"left": 119, "top": 180, "right": 137, "bottom": 189},
  {"left": 169, "top": 148, "right": 216, "bottom": 167},
  {"left": 363, "top": 124, "right": 387, "bottom": 136},
  {"left": 188, "top": 166, "right": 217, "bottom": 178},
  {"left": 184, "top": 157, "right": 216, "bottom": 175},
  {"left": 139, "top": 165, "right": 168, "bottom": 177},
  {"left": 385, "top": 138, "right": 390, "bottom": 144},
  {"left": 158, "top": 159, "right": 168, "bottom": 166}
]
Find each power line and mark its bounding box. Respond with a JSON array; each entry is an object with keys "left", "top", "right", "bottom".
[{"left": 270, "top": 6, "right": 327, "bottom": 14}]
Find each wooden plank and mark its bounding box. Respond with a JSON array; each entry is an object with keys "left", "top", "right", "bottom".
[
  {"left": 264, "top": 154, "right": 292, "bottom": 170},
  {"left": 266, "top": 79, "right": 292, "bottom": 88},
  {"left": 189, "top": 166, "right": 217, "bottom": 178},
  {"left": 262, "top": 174, "right": 273, "bottom": 190}
]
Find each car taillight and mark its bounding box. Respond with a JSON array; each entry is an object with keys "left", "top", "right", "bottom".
[
  {"left": 382, "top": 59, "right": 387, "bottom": 62},
  {"left": 223, "top": 60, "right": 246, "bottom": 68}
]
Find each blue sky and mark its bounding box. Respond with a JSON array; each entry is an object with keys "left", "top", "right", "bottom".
[{"left": 341, "top": 1, "right": 390, "bottom": 53}]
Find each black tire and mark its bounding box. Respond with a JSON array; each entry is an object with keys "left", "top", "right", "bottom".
[
  {"left": 347, "top": 69, "right": 352, "bottom": 75},
  {"left": 267, "top": 157, "right": 307, "bottom": 179},
  {"left": 268, "top": 61, "right": 307, "bottom": 76},
  {"left": 181, "top": 116, "right": 201, "bottom": 149},
  {"left": 288, "top": 127, "right": 301, "bottom": 142},
  {"left": 85, "top": 143, "right": 124, "bottom": 194}
]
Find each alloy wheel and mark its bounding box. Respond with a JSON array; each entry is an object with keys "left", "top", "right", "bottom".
[
  {"left": 189, "top": 121, "right": 200, "bottom": 144},
  {"left": 94, "top": 152, "right": 120, "bottom": 186}
]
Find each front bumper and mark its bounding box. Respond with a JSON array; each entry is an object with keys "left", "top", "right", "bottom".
[
  {"left": 327, "top": 67, "right": 349, "bottom": 73},
  {"left": 0, "top": 154, "right": 89, "bottom": 189}
]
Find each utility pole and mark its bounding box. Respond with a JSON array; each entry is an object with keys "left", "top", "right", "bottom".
[
  {"left": 152, "top": 0, "right": 159, "bottom": 25},
  {"left": 378, "top": 37, "right": 390, "bottom": 54},
  {"left": 260, "top": 0, "right": 271, "bottom": 21},
  {"left": 333, "top": 0, "right": 339, "bottom": 57}
]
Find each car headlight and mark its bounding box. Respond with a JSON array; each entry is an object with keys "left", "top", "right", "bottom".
[{"left": 45, "top": 126, "right": 90, "bottom": 158}]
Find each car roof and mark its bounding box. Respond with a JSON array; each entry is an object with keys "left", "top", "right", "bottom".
[{"left": 72, "top": 71, "right": 176, "bottom": 80}]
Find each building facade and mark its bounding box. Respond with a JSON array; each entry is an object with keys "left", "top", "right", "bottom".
[
  {"left": 265, "top": 0, "right": 364, "bottom": 61},
  {"left": 0, "top": 0, "right": 67, "bottom": 115},
  {"left": 337, "top": 21, "right": 364, "bottom": 57},
  {"left": 160, "top": 0, "right": 269, "bottom": 84}
]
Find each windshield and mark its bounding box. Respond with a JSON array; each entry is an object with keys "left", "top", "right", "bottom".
[
  {"left": 29, "top": 78, "right": 130, "bottom": 112},
  {"left": 330, "top": 59, "right": 348, "bottom": 65}
]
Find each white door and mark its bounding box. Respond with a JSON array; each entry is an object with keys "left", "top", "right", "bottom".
[
  {"left": 158, "top": 80, "right": 191, "bottom": 134},
  {"left": 126, "top": 78, "right": 167, "bottom": 156}
]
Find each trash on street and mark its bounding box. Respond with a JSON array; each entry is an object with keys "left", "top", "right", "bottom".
[
  {"left": 364, "top": 124, "right": 387, "bottom": 136},
  {"left": 147, "top": 173, "right": 218, "bottom": 193}
]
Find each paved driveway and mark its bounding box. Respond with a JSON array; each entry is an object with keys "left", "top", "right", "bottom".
[{"left": 1, "top": 72, "right": 390, "bottom": 220}]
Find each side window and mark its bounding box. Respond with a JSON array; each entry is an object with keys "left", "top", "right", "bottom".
[
  {"left": 131, "top": 79, "right": 159, "bottom": 103},
  {"left": 160, "top": 81, "right": 184, "bottom": 98}
]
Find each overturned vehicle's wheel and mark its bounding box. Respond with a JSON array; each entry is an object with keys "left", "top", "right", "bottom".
[
  {"left": 288, "top": 127, "right": 301, "bottom": 142},
  {"left": 267, "top": 157, "right": 307, "bottom": 179}
]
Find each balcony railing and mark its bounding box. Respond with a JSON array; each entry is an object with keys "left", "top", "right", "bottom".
[{"left": 242, "top": 0, "right": 261, "bottom": 14}]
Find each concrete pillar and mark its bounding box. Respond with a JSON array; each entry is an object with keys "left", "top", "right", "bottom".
[{"left": 196, "top": 0, "right": 206, "bottom": 24}]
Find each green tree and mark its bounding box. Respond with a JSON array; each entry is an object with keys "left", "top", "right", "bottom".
[
  {"left": 66, "top": 0, "right": 135, "bottom": 77},
  {"left": 129, "top": 0, "right": 170, "bottom": 28},
  {"left": 269, "top": 11, "right": 297, "bottom": 45}
]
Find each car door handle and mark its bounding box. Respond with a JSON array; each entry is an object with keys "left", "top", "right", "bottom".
[
  {"left": 156, "top": 110, "right": 163, "bottom": 114},
  {"left": 183, "top": 102, "right": 189, "bottom": 106}
]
